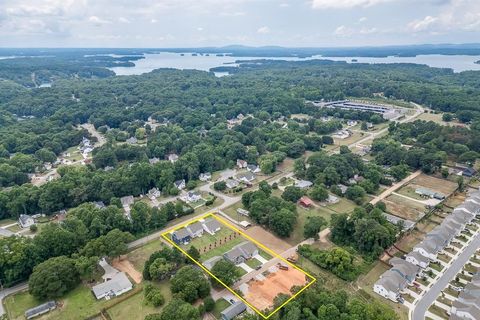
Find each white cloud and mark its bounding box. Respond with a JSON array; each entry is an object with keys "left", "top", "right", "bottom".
[
  {"left": 197, "top": 27, "right": 204, "bottom": 31},
  {"left": 257, "top": 26, "right": 270, "bottom": 34},
  {"left": 118, "top": 17, "right": 130, "bottom": 23},
  {"left": 88, "top": 15, "right": 111, "bottom": 25},
  {"left": 279, "top": 3, "right": 290, "bottom": 7},
  {"left": 408, "top": 15, "right": 439, "bottom": 32},
  {"left": 359, "top": 17, "right": 367, "bottom": 22},
  {"left": 333, "top": 25, "right": 353, "bottom": 36},
  {"left": 311, "top": 0, "right": 395, "bottom": 9}
]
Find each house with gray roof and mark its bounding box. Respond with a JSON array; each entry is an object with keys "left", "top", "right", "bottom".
[
  {"left": 405, "top": 251, "right": 430, "bottom": 269},
  {"left": 415, "top": 187, "right": 445, "bottom": 200},
  {"left": 172, "top": 228, "right": 192, "bottom": 244},
  {"left": 174, "top": 179, "right": 186, "bottom": 190},
  {"left": 186, "top": 222, "right": 204, "bottom": 238},
  {"left": 455, "top": 201, "right": 480, "bottom": 216},
  {"left": 223, "top": 241, "right": 258, "bottom": 265},
  {"left": 226, "top": 179, "right": 240, "bottom": 189},
  {"left": 202, "top": 218, "right": 221, "bottom": 235},
  {"left": 221, "top": 301, "right": 247, "bottom": 320},
  {"left": 295, "top": 180, "right": 313, "bottom": 189},
  {"left": 373, "top": 270, "right": 408, "bottom": 302},
  {"left": 390, "top": 257, "right": 420, "bottom": 284},
  {"left": 236, "top": 172, "right": 256, "bottom": 184},
  {"left": 92, "top": 272, "right": 132, "bottom": 300},
  {"left": 25, "top": 301, "right": 56, "bottom": 319},
  {"left": 18, "top": 214, "right": 35, "bottom": 228},
  {"left": 413, "top": 238, "right": 443, "bottom": 260}
]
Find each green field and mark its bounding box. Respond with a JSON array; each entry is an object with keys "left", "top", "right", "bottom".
[
  {"left": 287, "top": 205, "right": 336, "bottom": 245},
  {"left": 183, "top": 227, "right": 236, "bottom": 252},
  {"left": 0, "top": 218, "right": 16, "bottom": 227},
  {"left": 212, "top": 299, "right": 231, "bottom": 318},
  {"left": 5, "top": 285, "right": 112, "bottom": 320},
  {"left": 245, "top": 257, "right": 262, "bottom": 269},
  {"left": 127, "top": 238, "right": 164, "bottom": 271},
  {"left": 327, "top": 197, "right": 357, "bottom": 214},
  {"left": 108, "top": 282, "right": 172, "bottom": 320},
  {"left": 200, "top": 237, "right": 246, "bottom": 262}
]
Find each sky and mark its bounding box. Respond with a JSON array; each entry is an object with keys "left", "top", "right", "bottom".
[{"left": 0, "top": 0, "right": 479, "bottom": 48}]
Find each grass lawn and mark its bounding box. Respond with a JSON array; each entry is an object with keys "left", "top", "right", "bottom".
[
  {"left": 194, "top": 197, "right": 224, "bottom": 215},
  {"left": 64, "top": 146, "right": 83, "bottom": 161},
  {"left": 5, "top": 285, "right": 113, "bottom": 320},
  {"left": 190, "top": 199, "right": 206, "bottom": 209},
  {"left": 245, "top": 257, "right": 262, "bottom": 269},
  {"left": 236, "top": 266, "right": 247, "bottom": 277},
  {"left": 6, "top": 224, "right": 22, "bottom": 233},
  {"left": 287, "top": 205, "right": 336, "bottom": 245},
  {"left": 327, "top": 197, "right": 357, "bottom": 214},
  {"left": 212, "top": 299, "right": 231, "bottom": 318},
  {"left": 396, "top": 186, "right": 425, "bottom": 201},
  {"left": 108, "top": 281, "right": 172, "bottom": 320},
  {"left": 183, "top": 228, "right": 235, "bottom": 252},
  {"left": 258, "top": 249, "right": 272, "bottom": 260},
  {"left": 200, "top": 237, "right": 246, "bottom": 262},
  {"left": 0, "top": 218, "right": 16, "bottom": 227},
  {"left": 127, "top": 238, "right": 164, "bottom": 271},
  {"left": 223, "top": 202, "right": 253, "bottom": 224}
]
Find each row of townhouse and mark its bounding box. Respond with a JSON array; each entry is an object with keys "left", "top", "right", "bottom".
[
  {"left": 172, "top": 217, "right": 222, "bottom": 245},
  {"left": 450, "top": 270, "right": 480, "bottom": 320},
  {"left": 374, "top": 190, "right": 480, "bottom": 303}
]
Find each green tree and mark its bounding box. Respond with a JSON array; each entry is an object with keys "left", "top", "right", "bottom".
[
  {"left": 210, "top": 259, "right": 240, "bottom": 287},
  {"left": 281, "top": 186, "right": 304, "bottom": 203},
  {"left": 159, "top": 299, "right": 201, "bottom": 320},
  {"left": 149, "top": 258, "right": 176, "bottom": 281},
  {"left": 29, "top": 256, "right": 80, "bottom": 299},
  {"left": 309, "top": 185, "right": 328, "bottom": 201},
  {"left": 304, "top": 216, "right": 327, "bottom": 240},
  {"left": 144, "top": 284, "right": 165, "bottom": 307},
  {"left": 170, "top": 266, "right": 210, "bottom": 303},
  {"left": 187, "top": 246, "right": 201, "bottom": 261}
]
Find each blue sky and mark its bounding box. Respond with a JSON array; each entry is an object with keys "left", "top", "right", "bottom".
[{"left": 0, "top": 0, "right": 479, "bottom": 47}]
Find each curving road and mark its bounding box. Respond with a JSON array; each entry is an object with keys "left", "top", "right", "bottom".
[{"left": 411, "top": 232, "right": 480, "bottom": 320}]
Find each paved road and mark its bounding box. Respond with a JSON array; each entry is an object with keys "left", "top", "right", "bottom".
[
  {"left": 411, "top": 232, "right": 480, "bottom": 320},
  {"left": 370, "top": 170, "right": 422, "bottom": 205},
  {"left": 0, "top": 283, "right": 29, "bottom": 316}
]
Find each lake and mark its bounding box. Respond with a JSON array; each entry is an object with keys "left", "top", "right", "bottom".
[{"left": 110, "top": 52, "right": 480, "bottom": 76}]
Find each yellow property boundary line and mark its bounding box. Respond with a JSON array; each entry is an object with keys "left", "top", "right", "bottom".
[{"left": 161, "top": 212, "right": 316, "bottom": 319}]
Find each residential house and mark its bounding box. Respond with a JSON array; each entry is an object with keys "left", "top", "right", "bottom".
[
  {"left": 298, "top": 196, "right": 314, "bottom": 208},
  {"left": 120, "top": 196, "right": 134, "bottom": 214},
  {"left": 174, "top": 179, "right": 186, "bottom": 190},
  {"left": 455, "top": 201, "right": 480, "bottom": 216},
  {"left": 383, "top": 213, "right": 415, "bottom": 231},
  {"left": 202, "top": 218, "right": 222, "bottom": 235},
  {"left": 126, "top": 137, "right": 137, "bottom": 144},
  {"left": 223, "top": 241, "right": 259, "bottom": 265},
  {"left": 236, "top": 172, "right": 255, "bottom": 184},
  {"left": 337, "top": 184, "right": 348, "bottom": 195},
  {"left": 347, "top": 120, "right": 358, "bottom": 127},
  {"left": 236, "top": 208, "right": 250, "bottom": 216},
  {"left": 186, "top": 222, "right": 204, "bottom": 238},
  {"left": 373, "top": 270, "right": 407, "bottom": 302},
  {"left": 172, "top": 228, "right": 192, "bottom": 244},
  {"left": 413, "top": 238, "right": 443, "bottom": 260},
  {"left": 147, "top": 188, "right": 161, "bottom": 200},
  {"left": 426, "top": 225, "right": 455, "bottom": 249},
  {"left": 18, "top": 214, "right": 35, "bottom": 228},
  {"left": 405, "top": 251, "right": 430, "bottom": 269},
  {"left": 221, "top": 301, "right": 247, "bottom": 320},
  {"left": 415, "top": 187, "right": 445, "bottom": 200},
  {"left": 295, "top": 180, "right": 313, "bottom": 189},
  {"left": 326, "top": 194, "right": 339, "bottom": 204},
  {"left": 389, "top": 257, "right": 420, "bottom": 284},
  {"left": 199, "top": 172, "right": 212, "bottom": 181},
  {"left": 92, "top": 272, "right": 133, "bottom": 300},
  {"left": 450, "top": 276, "right": 480, "bottom": 320},
  {"left": 167, "top": 153, "right": 179, "bottom": 163},
  {"left": 247, "top": 164, "right": 261, "bottom": 173},
  {"left": 237, "top": 159, "right": 248, "bottom": 169},
  {"left": 25, "top": 301, "right": 57, "bottom": 320},
  {"left": 226, "top": 179, "right": 240, "bottom": 189},
  {"left": 184, "top": 191, "right": 202, "bottom": 203}
]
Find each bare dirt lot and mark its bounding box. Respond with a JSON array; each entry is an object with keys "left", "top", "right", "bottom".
[
  {"left": 244, "top": 268, "right": 308, "bottom": 312},
  {"left": 384, "top": 194, "right": 427, "bottom": 221},
  {"left": 408, "top": 174, "right": 458, "bottom": 196},
  {"left": 242, "top": 226, "right": 291, "bottom": 254},
  {"left": 112, "top": 257, "right": 143, "bottom": 284}
]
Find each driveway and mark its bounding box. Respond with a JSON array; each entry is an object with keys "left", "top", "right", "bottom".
[
  {"left": 411, "top": 231, "right": 480, "bottom": 320},
  {"left": 370, "top": 170, "right": 422, "bottom": 205},
  {"left": 0, "top": 283, "right": 29, "bottom": 316},
  {"left": 238, "top": 263, "right": 254, "bottom": 273}
]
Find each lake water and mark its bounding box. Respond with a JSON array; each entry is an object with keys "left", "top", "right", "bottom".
[{"left": 110, "top": 52, "right": 480, "bottom": 76}]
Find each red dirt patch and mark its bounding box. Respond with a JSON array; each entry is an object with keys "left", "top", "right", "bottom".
[{"left": 112, "top": 256, "right": 142, "bottom": 284}]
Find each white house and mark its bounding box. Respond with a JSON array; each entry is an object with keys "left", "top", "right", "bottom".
[
  {"left": 18, "top": 214, "right": 35, "bottom": 229},
  {"left": 199, "top": 172, "right": 212, "bottom": 181},
  {"left": 226, "top": 179, "right": 240, "bottom": 189},
  {"left": 236, "top": 172, "right": 255, "bottom": 184},
  {"left": 405, "top": 251, "right": 430, "bottom": 269},
  {"left": 167, "top": 153, "right": 179, "bottom": 163},
  {"left": 147, "top": 188, "right": 161, "bottom": 200},
  {"left": 186, "top": 222, "right": 204, "bottom": 238},
  {"left": 373, "top": 270, "right": 407, "bottom": 302},
  {"left": 184, "top": 191, "right": 202, "bottom": 203},
  {"left": 202, "top": 218, "right": 221, "bottom": 235},
  {"left": 236, "top": 159, "right": 247, "bottom": 169},
  {"left": 174, "top": 179, "right": 186, "bottom": 190},
  {"left": 412, "top": 239, "right": 441, "bottom": 261},
  {"left": 295, "top": 180, "right": 313, "bottom": 189},
  {"left": 92, "top": 272, "right": 133, "bottom": 300},
  {"left": 247, "top": 164, "right": 261, "bottom": 173}
]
